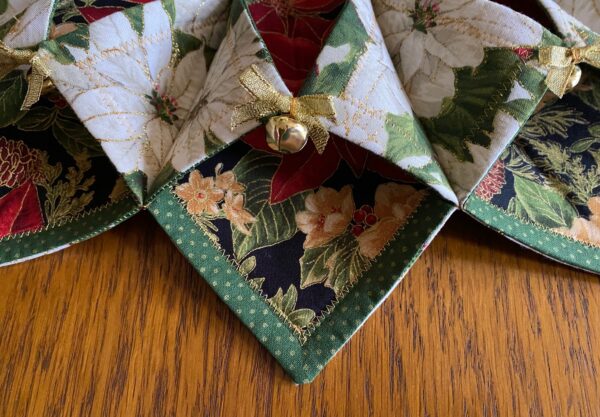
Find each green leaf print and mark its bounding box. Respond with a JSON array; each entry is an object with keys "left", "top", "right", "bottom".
[
  {"left": 299, "top": 232, "right": 369, "bottom": 296},
  {"left": 0, "top": 71, "right": 26, "bottom": 128},
  {"left": 513, "top": 175, "right": 577, "bottom": 229},
  {"left": 123, "top": 5, "right": 144, "bottom": 36},
  {"left": 384, "top": 112, "right": 452, "bottom": 194},
  {"left": 161, "top": 0, "right": 176, "bottom": 24},
  {"left": 231, "top": 150, "right": 307, "bottom": 260},
  {"left": 173, "top": 30, "right": 203, "bottom": 64},
  {"left": 16, "top": 105, "right": 58, "bottom": 131},
  {"left": 301, "top": 2, "right": 369, "bottom": 96},
  {"left": 42, "top": 24, "right": 90, "bottom": 65},
  {"left": 53, "top": 110, "right": 105, "bottom": 158},
  {"left": 422, "top": 48, "right": 542, "bottom": 162},
  {"left": 269, "top": 285, "right": 316, "bottom": 329}
]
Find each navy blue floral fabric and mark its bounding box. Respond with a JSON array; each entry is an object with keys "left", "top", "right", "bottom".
[
  {"left": 172, "top": 134, "right": 431, "bottom": 333},
  {"left": 474, "top": 69, "right": 600, "bottom": 246}
]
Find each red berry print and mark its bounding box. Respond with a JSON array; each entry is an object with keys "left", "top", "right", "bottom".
[
  {"left": 351, "top": 224, "right": 365, "bottom": 237},
  {"left": 364, "top": 213, "right": 378, "bottom": 226},
  {"left": 353, "top": 209, "right": 366, "bottom": 223}
]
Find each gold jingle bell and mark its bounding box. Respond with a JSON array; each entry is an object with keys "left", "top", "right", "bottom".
[
  {"left": 265, "top": 115, "right": 309, "bottom": 154},
  {"left": 566, "top": 65, "right": 582, "bottom": 92}
]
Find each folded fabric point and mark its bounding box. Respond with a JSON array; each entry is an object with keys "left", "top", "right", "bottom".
[{"left": 0, "top": 0, "right": 599, "bottom": 385}]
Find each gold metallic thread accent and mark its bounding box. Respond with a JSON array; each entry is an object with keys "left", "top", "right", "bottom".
[
  {"left": 231, "top": 64, "right": 336, "bottom": 154},
  {"left": 538, "top": 42, "right": 600, "bottom": 98},
  {"left": 0, "top": 42, "right": 52, "bottom": 110}
]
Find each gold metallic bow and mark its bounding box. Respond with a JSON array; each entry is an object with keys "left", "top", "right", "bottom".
[
  {"left": 539, "top": 42, "right": 600, "bottom": 98},
  {"left": 231, "top": 64, "right": 336, "bottom": 154},
  {"left": 0, "top": 42, "right": 51, "bottom": 110}
]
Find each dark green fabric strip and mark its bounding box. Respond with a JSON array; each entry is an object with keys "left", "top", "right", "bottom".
[
  {"left": 464, "top": 195, "right": 600, "bottom": 274},
  {"left": 0, "top": 196, "right": 140, "bottom": 266}
]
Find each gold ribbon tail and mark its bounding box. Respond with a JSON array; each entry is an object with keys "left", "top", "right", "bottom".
[
  {"left": 21, "top": 56, "right": 51, "bottom": 110},
  {"left": 539, "top": 42, "right": 600, "bottom": 97},
  {"left": 231, "top": 65, "right": 336, "bottom": 153},
  {"left": 0, "top": 42, "right": 51, "bottom": 110}
]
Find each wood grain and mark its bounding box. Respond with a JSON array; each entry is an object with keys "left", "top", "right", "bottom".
[{"left": 0, "top": 211, "right": 599, "bottom": 417}]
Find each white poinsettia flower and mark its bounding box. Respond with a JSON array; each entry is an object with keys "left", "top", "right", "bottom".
[
  {"left": 39, "top": 2, "right": 210, "bottom": 186},
  {"left": 375, "top": 0, "right": 544, "bottom": 118},
  {"left": 170, "top": 11, "right": 275, "bottom": 172},
  {"left": 86, "top": 6, "right": 208, "bottom": 183}
]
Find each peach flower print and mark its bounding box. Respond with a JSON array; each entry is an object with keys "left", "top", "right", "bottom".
[
  {"left": 557, "top": 197, "right": 600, "bottom": 247},
  {"left": 215, "top": 163, "right": 245, "bottom": 194},
  {"left": 357, "top": 183, "right": 425, "bottom": 259},
  {"left": 175, "top": 170, "right": 224, "bottom": 216},
  {"left": 223, "top": 191, "right": 256, "bottom": 235},
  {"left": 296, "top": 185, "right": 355, "bottom": 249}
]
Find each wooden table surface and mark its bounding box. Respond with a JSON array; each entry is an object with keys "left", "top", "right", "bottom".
[{"left": 1, "top": 211, "right": 599, "bottom": 417}]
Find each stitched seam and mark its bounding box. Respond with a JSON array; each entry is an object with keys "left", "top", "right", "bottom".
[
  {"left": 170, "top": 183, "right": 430, "bottom": 344},
  {"left": 467, "top": 195, "right": 600, "bottom": 251}
]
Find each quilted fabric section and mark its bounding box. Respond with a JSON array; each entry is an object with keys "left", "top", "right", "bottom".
[
  {"left": 373, "top": 0, "right": 559, "bottom": 201},
  {"left": 37, "top": 0, "right": 229, "bottom": 196}
]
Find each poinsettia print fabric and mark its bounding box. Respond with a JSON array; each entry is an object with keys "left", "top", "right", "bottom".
[
  {"left": 38, "top": 0, "right": 228, "bottom": 193},
  {"left": 0, "top": 0, "right": 54, "bottom": 47},
  {"left": 373, "top": 0, "right": 553, "bottom": 201},
  {"left": 472, "top": 70, "right": 600, "bottom": 248},
  {"left": 165, "top": 0, "right": 433, "bottom": 336}
]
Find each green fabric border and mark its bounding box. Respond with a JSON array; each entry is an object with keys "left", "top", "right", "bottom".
[
  {"left": 0, "top": 196, "right": 140, "bottom": 266},
  {"left": 464, "top": 195, "right": 600, "bottom": 274},
  {"left": 149, "top": 186, "right": 455, "bottom": 383}
]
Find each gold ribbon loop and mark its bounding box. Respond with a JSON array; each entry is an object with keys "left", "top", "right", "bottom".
[
  {"left": 0, "top": 42, "right": 51, "bottom": 110},
  {"left": 539, "top": 42, "right": 600, "bottom": 98},
  {"left": 231, "top": 64, "right": 336, "bottom": 154}
]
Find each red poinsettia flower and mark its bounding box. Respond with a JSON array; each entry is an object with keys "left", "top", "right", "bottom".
[
  {"left": 249, "top": 0, "right": 345, "bottom": 94},
  {"left": 77, "top": 1, "right": 156, "bottom": 23},
  {"left": 0, "top": 180, "right": 44, "bottom": 238},
  {"left": 244, "top": 0, "right": 415, "bottom": 203},
  {"left": 78, "top": 6, "right": 125, "bottom": 23},
  {"left": 242, "top": 128, "right": 415, "bottom": 203}
]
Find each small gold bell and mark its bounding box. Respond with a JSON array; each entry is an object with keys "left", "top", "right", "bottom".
[
  {"left": 567, "top": 65, "right": 582, "bottom": 91},
  {"left": 265, "top": 115, "right": 309, "bottom": 154}
]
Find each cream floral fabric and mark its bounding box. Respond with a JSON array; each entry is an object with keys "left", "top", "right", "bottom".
[
  {"left": 37, "top": 0, "right": 228, "bottom": 187},
  {"left": 33, "top": 0, "right": 578, "bottom": 205},
  {"left": 373, "top": 0, "right": 550, "bottom": 201},
  {"left": 539, "top": 0, "right": 600, "bottom": 46},
  {"left": 0, "top": 0, "right": 54, "bottom": 47}
]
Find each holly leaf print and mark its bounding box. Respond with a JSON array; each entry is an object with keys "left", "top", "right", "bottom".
[
  {"left": 299, "top": 232, "right": 369, "bottom": 295},
  {"left": 231, "top": 150, "right": 308, "bottom": 260},
  {"left": 513, "top": 175, "right": 577, "bottom": 229}
]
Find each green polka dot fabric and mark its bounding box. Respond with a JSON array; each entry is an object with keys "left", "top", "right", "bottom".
[
  {"left": 0, "top": 197, "right": 139, "bottom": 266},
  {"left": 149, "top": 185, "right": 455, "bottom": 383},
  {"left": 464, "top": 196, "right": 600, "bottom": 274}
]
